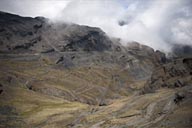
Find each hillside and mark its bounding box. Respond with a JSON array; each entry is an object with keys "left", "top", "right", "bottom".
[{"left": 0, "top": 12, "right": 191, "bottom": 128}]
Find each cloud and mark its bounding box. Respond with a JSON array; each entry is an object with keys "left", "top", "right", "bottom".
[
  {"left": 52, "top": 0, "right": 192, "bottom": 52},
  {"left": 0, "top": 0, "right": 71, "bottom": 19},
  {"left": 0, "top": 0, "right": 192, "bottom": 52}
]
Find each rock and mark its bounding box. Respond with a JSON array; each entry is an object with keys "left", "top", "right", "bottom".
[
  {"left": 155, "top": 50, "right": 166, "bottom": 64},
  {"left": 174, "top": 80, "right": 184, "bottom": 88},
  {"left": 142, "top": 57, "right": 192, "bottom": 94},
  {"left": 0, "top": 11, "right": 113, "bottom": 53},
  {"left": 55, "top": 56, "right": 74, "bottom": 68},
  {"left": 0, "top": 11, "right": 45, "bottom": 53},
  {"left": 56, "top": 56, "right": 64, "bottom": 64},
  {"left": 183, "top": 58, "right": 192, "bottom": 70},
  {"left": 99, "top": 99, "right": 107, "bottom": 106},
  {"left": 174, "top": 92, "right": 185, "bottom": 105},
  {"left": 61, "top": 26, "right": 112, "bottom": 52},
  {"left": 41, "top": 48, "right": 55, "bottom": 53},
  {"left": 0, "top": 90, "right": 3, "bottom": 94}
]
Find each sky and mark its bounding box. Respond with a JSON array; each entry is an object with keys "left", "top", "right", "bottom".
[{"left": 0, "top": 0, "right": 192, "bottom": 52}]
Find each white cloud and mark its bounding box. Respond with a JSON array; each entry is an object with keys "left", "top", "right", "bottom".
[
  {"left": 0, "top": 0, "right": 71, "bottom": 18},
  {"left": 53, "top": 0, "right": 178, "bottom": 51},
  {"left": 171, "top": 18, "right": 192, "bottom": 45}
]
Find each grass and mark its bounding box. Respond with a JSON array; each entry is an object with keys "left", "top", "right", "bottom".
[{"left": 0, "top": 56, "right": 159, "bottom": 127}]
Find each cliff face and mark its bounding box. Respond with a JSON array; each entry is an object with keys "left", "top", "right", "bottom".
[
  {"left": 0, "top": 12, "right": 191, "bottom": 128},
  {"left": 142, "top": 58, "right": 192, "bottom": 93}
]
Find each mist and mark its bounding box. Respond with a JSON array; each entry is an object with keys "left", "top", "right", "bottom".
[{"left": 0, "top": 0, "right": 192, "bottom": 52}]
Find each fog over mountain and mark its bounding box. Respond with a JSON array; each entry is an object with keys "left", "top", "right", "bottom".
[{"left": 0, "top": 0, "right": 192, "bottom": 52}]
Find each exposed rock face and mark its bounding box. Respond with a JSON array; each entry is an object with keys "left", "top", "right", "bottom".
[
  {"left": 0, "top": 83, "right": 3, "bottom": 95},
  {"left": 142, "top": 57, "right": 192, "bottom": 94},
  {"left": 127, "top": 42, "right": 167, "bottom": 65},
  {"left": 174, "top": 92, "right": 185, "bottom": 104},
  {"left": 155, "top": 50, "right": 166, "bottom": 64},
  {"left": 0, "top": 11, "right": 112, "bottom": 53},
  {"left": 0, "top": 12, "right": 45, "bottom": 53},
  {"left": 183, "top": 58, "right": 192, "bottom": 71},
  {"left": 58, "top": 25, "right": 112, "bottom": 52}
]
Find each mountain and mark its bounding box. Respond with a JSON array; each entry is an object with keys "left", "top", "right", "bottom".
[{"left": 0, "top": 11, "right": 191, "bottom": 128}]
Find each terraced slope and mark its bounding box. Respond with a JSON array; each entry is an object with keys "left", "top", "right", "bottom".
[{"left": 0, "top": 54, "right": 191, "bottom": 128}]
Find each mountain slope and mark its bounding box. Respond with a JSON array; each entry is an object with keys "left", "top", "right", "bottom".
[{"left": 0, "top": 12, "right": 191, "bottom": 128}]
